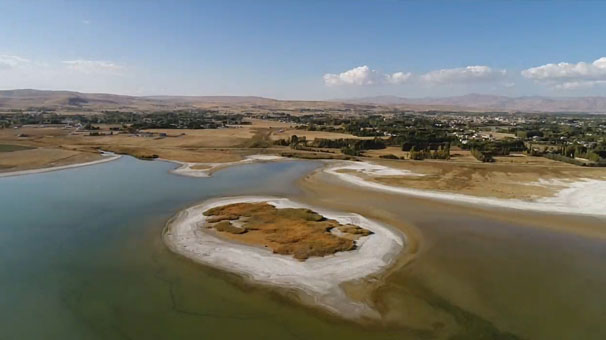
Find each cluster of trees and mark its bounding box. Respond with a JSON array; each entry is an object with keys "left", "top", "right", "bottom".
[
  {"left": 277, "top": 135, "right": 386, "bottom": 156},
  {"left": 341, "top": 146, "right": 361, "bottom": 156},
  {"left": 128, "top": 111, "right": 243, "bottom": 130},
  {"left": 471, "top": 148, "right": 495, "bottom": 162},
  {"left": 409, "top": 145, "right": 451, "bottom": 160},
  {"left": 524, "top": 142, "right": 606, "bottom": 167},
  {"left": 309, "top": 137, "right": 386, "bottom": 150},
  {"left": 0, "top": 112, "right": 70, "bottom": 126},
  {"left": 513, "top": 119, "right": 606, "bottom": 145},
  {"left": 543, "top": 153, "right": 606, "bottom": 167},
  {"left": 0, "top": 110, "right": 245, "bottom": 130},
  {"left": 390, "top": 129, "right": 452, "bottom": 152},
  {"left": 545, "top": 144, "right": 606, "bottom": 163},
  {"left": 516, "top": 130, "right": 543, "bottom": 139},
  {"left": 461, "top": 139, "right": 526, "bottom": 156}
]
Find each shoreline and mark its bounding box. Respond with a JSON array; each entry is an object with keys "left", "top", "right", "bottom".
[
  {"left": 163, "top": 154, "right": 284, "bottom": 177},
  {"left": 324, "top": 160, "right": 606, "bottom": 217},
  {"left": 0, "top": 152, "right": 121, "bottom": 178},
  {"left": 163, "top": 196, "right": 405, "bottom": 320}
]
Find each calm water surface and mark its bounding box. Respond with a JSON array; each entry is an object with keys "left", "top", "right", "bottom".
[
  {"left": 0, "top": 157, "right": 370, "bottom": 339},
  {"left": 1, "top": 156, "right": 605, "bottom": 339}
]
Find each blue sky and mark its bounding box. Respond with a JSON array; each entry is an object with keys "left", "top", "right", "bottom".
[{"left": 1, "top": 0, "right": 606, "bottom": 99}]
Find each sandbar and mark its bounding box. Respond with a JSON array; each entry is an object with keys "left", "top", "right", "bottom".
[
  {"left": 166, "top": 155, "right": 284, "bottom": 177},
  {"left": 324, "top": 160, "right": 606, "bottom": 217}
]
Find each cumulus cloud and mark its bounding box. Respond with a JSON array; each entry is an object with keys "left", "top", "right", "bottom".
[
  {"left": 0, "top": 55, "right": 30, "bottom": 70},
  {"left": 385, "top": 71, "right": 412, "bottom": 84},
  {"left": 421, "top": 65, "right": 506, "bottom": 84},
  {"left": 63, "top": 59, "right": 124, "bottom": 74},
  {"left": 323, "top": 65, "right": 379, "bottom": 86},
  {"left": 522, "top": 57, "right": 606, "bottom": 89},
  {"left": 323, "top": 65, "right": 411, "bottom": 86}
]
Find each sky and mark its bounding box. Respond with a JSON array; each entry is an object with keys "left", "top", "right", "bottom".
[{"left": 1, "top": 0, "right": 606, "bottom": 99}]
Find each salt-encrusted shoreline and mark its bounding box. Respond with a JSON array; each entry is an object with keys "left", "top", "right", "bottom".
[
  {"left": 166, "top": 155, "right": 284, "bottom": 177},
  {"left": 163, "top": 196, "right": 405, "bottom": 319},
  {"left": 324, "top": 161, "right": 606, "bottom": 217},
  {"left": 0, "top": 152, "right": 121, "bottom": 178}
]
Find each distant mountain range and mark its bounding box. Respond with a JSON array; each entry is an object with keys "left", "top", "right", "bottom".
[
  {"left": 1, "top": 89, "right": 606, "bottom": 113},
  {"left": 0, "top": 89, "right": 279, "bottom": 111},
  {"left": 339, "top": 94, "right": 606, "bottom": 113}
]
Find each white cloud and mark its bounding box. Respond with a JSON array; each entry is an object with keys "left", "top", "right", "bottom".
[
  {"left": 63, "top": 59, "right": 124, "bottom": 74},
  {"left": 421, "top": 65, "right": 506, "bottom": 84},
  {"left": 385, "top": 71, "right": 412, "bottom": 84},
  {"left": 0, "top": 54, "right": 134, "bottom": 94},
  {"left": 522, "top": 57, "right": 606, "bottom": 80},
  {"left": 82, "top": 19, "right": 91, "bottom": 25},
  {"left": 0, "top": 55, "right": 30, "bottom": 70},
  {"left": 323, "top": 65, "right": 411, "bottom": 86},
  {"left": 323, "top": 65, "right": 379, "bottom": 86},
  {"left": 522, "top": 57, "right": 606, "bottom": 89}
]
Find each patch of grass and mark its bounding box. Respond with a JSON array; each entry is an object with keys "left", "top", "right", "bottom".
[
  {"left": 213, "top": 220, "right": 247, "bottom": 234},
  {"left": 240, "top": 129, "right": 272, "bottom": 148},
  {"left": 275, "top": 208, "right": 325, "bottom": 222},
  {"left": 0, "top": 144, "right": 35, "bottom": 153}
]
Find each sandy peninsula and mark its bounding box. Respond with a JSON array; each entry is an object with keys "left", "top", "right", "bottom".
[
  {"left": 0, "top": 151, "right": 121, "bottom": 177},
  {"left": 324, "top": 160, "right": 606, "bottom": 217},
  {"left": 166, "top": 155, "right": 284, "bottom": 177},
  {"left": 163, "top": 196, "right": 405, "bottom": 319}
]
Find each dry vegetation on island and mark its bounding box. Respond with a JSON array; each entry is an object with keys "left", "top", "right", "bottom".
[{"left": 202, "top": 202, "right": 372, "bottom": 260}]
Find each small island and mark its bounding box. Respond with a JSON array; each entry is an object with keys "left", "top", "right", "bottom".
[
  {"left": 163, "top": 196, "right": 404, "bottom": 320},
  {"left": 202, "top": 202, "right": 372, "bottom": 260}
]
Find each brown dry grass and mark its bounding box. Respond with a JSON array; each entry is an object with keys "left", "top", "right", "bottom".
[
  {"left": 0, "top": 147, "right": 102, "bottom": 172},
  {"left": 203, "top": 202, "right": 372, "bottom": 260},
  {"left": 0, "top": 123, "right": 276, "bottom": 171},
  {"left": 0, "top": 119, "right": 383, "bottom": 172},
  {"left": 361, "top": 157, "right": 606, "bottom": 200},
  {"left": 270, "top": 128, "right": 374, "bottom": 141}
]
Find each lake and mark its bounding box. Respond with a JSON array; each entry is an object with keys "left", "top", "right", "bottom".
[{"left": 1, "top": 156, "right": 605, "bottom": 339}]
